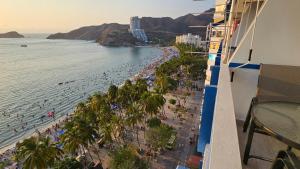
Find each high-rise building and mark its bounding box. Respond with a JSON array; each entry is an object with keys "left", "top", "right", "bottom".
[
  {"left": 130, "top": 16, "right": 141, "bottom": 31},
  {"left": 129, "top": 16, "right": 148, "bottom": 43}
]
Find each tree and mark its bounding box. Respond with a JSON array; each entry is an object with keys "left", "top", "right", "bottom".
[
  {"left": 117, "top": 86, "right": 132, "bottom": 110},
  {"left": 54, "top": 157, "right": 83, "bottom": 169},
  {"left": 125, "top": 102, "right": 144, "bottom": 147},
  {"left": 75, "top": 102, "right": 97, "bottom": 129},
  {"left": 109, "top": 145, "right": 149, "bottom": 169},
  {"left": 152, "top": 93, "right": 166, "bottom": 116},
  {"left": 88, "top": 93, "right": 106, "bottom": 113},
  {"left": 140, "top": 92, "right": 165, "bottom": 117},
  {"left": 61, "top": 117, "right": 99, "bottom": 165},
  {"left": 134, "top": 79, "right": 148, "bottom": 98},
  {"left": 145, "top": 124, "right": 175, "bottom": 152},
  {"left": 95, "top": 99, "right": 121, "bottom": 143},
  {"left": 108, "top": 84, "right": 118, "bottom": 104},
  {"left": 154, "top": 72, "right": 169, "bottom": 94},
  {"left": 147, "top": 117, "right": 161, "bottom": 128},
  {"left": 169, "top": 99, "right": 176, "bottom": 105},
  {"left": 15, "top": 135, "right": 63, "bottom": 169}
]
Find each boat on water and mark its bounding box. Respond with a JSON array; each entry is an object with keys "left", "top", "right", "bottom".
[{"left": 20, "top": 44, "right": 28, "bottom": 47}]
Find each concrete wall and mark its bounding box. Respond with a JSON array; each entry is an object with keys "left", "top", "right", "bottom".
[
  {"left": 208, "top": 65, "right": 242, "bottom": 169},
  {"left": 228, "top": 0, "right": 300, "bottom": 120},
  {"left": 202, "top": 144, "right": 211, "bottom": 169},
  {"left": 230, "top": 0, "right": 300, "bottom": 66},
  {"left": 230, "top": 68, "right": 259, "bottom": 120},
  {"left": 230, "top": 2, "right": 258, "bottom": 47}
]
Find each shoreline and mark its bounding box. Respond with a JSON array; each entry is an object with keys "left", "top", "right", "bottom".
[{"left": 0, "top": 46, "right": 178, "bottom": 160}]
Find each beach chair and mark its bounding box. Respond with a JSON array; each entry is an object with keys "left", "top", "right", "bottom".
[{"left": 242, "top": 64, "right": 300, "bottom": 164}]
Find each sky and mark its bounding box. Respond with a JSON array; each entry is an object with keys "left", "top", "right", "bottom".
[{"left": 0, "top": 0, "right": 215, "bottom": 34}]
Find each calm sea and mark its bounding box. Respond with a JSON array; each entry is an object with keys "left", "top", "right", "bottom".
[{"left": 0, "top": 35, "right": 162, "bottom": 150}]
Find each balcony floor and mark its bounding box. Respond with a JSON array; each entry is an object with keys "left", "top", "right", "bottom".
[{"left": 237, "top": 120, "right": 300, "bottom": 169}]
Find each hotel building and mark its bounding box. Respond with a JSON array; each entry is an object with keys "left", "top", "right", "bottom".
[
  {"left": 176, "top": 33, "right": 204, "bottom": 48},
  {"left": 129, "top": 16, "right": 148, "bottom": 43}
]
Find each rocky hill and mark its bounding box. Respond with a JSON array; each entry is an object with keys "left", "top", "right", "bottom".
[
  {"left": 47, "top": 8, "right": 214, "bottom": 46},
  {"left": 0, "top": 31, "right": 24, "bottom": 38}
]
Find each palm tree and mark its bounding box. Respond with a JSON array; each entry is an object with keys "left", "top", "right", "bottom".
[
  {"left": 97, "top": 110, "right": 114, "bottom": 144},
  {"left": 117, "top": 87, "right": 132, "bottom": 110},
  {"left": 95, "top": 99, "right": 125, "bottom": 144},
  {"left": 54, "top": 157, "right": 83, "bottom": 169},
  {"left": 61, "top": 120, "right": 84, "bottom": 156},
  {"left": 140, "top": 92, "right": 165, "bottom": 118},
  {"left": 125, "top": 102, "right": 144, "bottom": 148},
  {"left": 134, "top": 79, "right": 148, "bottom": 100},
  {"left": 75, "top": 102, "right": 97, "bottom": 128},
  {"left": 15, "top": 135, "right": 63, "bottom": 169},
  {"left": 108, "top": 84, "right": 118, "bottom": 104},
  {"left": 61, "top": 117, "right": 99, "bottom": 166},
  {"left": 155, "top": 71, "right": 169, "bottom": 94},
  {"left": 89, "top": 93, "right": 106, "bottom": 113},
  {"left": 110, "top": 145, "right": 149, "bottom": 169},
  {"left": 153, "top": 93, "right": 166, "bottom": 116},
  {"left": 139, "top": 92, "right": 165, "bottom": 140}
]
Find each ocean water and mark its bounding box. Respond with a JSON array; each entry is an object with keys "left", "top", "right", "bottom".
[{"left": 0, "top": 36, "right": 162, "bottom": 150}]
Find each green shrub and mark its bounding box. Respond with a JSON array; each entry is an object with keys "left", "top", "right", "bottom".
[
  {"left": 147, "top": 117, "right": 161, "bottom": 128},
  {"left": 110, "top": 146, "right": 149, "bottom": 169},
  {"left": 145, "top": 123, "right": 175, "bottom": 151},
  {"left": 169, "top": 99, "right": 176, "bottom": 105}
]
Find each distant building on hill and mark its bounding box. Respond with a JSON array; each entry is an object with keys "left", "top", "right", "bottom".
[
  {"left": 176, "top": 33, "right": 204, "bottom": 48},
  {"left": 129, "top": 16, "right": 148, "bottom": 43}
]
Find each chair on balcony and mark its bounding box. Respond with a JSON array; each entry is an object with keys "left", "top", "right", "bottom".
[
  {"left": 270, "top": 150, "right": 300, "bottom": 169},
  {"left": 242, "top": 64, "right": 300, "bottom": 164}
]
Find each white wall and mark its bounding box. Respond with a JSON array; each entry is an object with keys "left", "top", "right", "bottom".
[
  {"left": 230, "top": 0, "right": 300, "bottom": 66},
  {"left": 230, "top": 68, "right": 259, "bottom": 120},
  {"left": 208, "top": 65, "right": 242, "bottom": 169},
  {"left": 202, "top": 144, "right": 211, "bottom": 169},
  {"left": 205, "top": 60, "right": 215, "bottom": 85},
  {"left": 230, "top": 2, "right": 258, "bottom": 47}
]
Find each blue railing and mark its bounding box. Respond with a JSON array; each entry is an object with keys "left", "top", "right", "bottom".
[
  {"left": 197, "top": 42, "right": 222, "bottom": 169},
  {"left": 210, "top": 66, "right": 220, "bottom": 86},
  {"left": 197, "top": 86, "right": 217, "bottom": 153}
]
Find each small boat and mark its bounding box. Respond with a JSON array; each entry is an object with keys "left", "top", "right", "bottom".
[{"left": 21, "top": 44, "right": 28, "bottom": 47}]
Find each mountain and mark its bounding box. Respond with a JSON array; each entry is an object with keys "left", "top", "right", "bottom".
[
  {"left": 47, "top": 8, "right": 214, "bottom": 46},
  {"left": 0, "top": 31, "right": 24, "bottom": 38}
]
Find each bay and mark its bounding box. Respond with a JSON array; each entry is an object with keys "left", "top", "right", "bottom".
[{"left": 0, "top": 36, "right": 162, "bottom": 149}]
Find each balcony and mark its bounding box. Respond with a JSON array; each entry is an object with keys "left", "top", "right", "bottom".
[
  {"left": 237, "top": 120, "right": 300, "bottom": 169},
  {"left": 199, "top": 0, "right": 300, "bottom": 168},
  {"left": 200, "top": 62, "right": 300, "bottom": 169}
]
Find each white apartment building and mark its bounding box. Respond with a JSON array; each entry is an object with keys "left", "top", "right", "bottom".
[
  {"left": 176, "top": 33, "right": 204, "bottom": 48},
  {"left": 129, "top": 16, "right": 148, "bottom": 42}
]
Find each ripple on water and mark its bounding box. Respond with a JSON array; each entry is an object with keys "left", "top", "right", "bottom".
[{"left": 0, "top": 37, "right": 162, "bottom": 149}]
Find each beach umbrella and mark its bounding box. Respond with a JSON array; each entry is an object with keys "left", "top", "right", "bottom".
[{"left": 57, "top": 130, "right": 65, "bottom": 136}]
